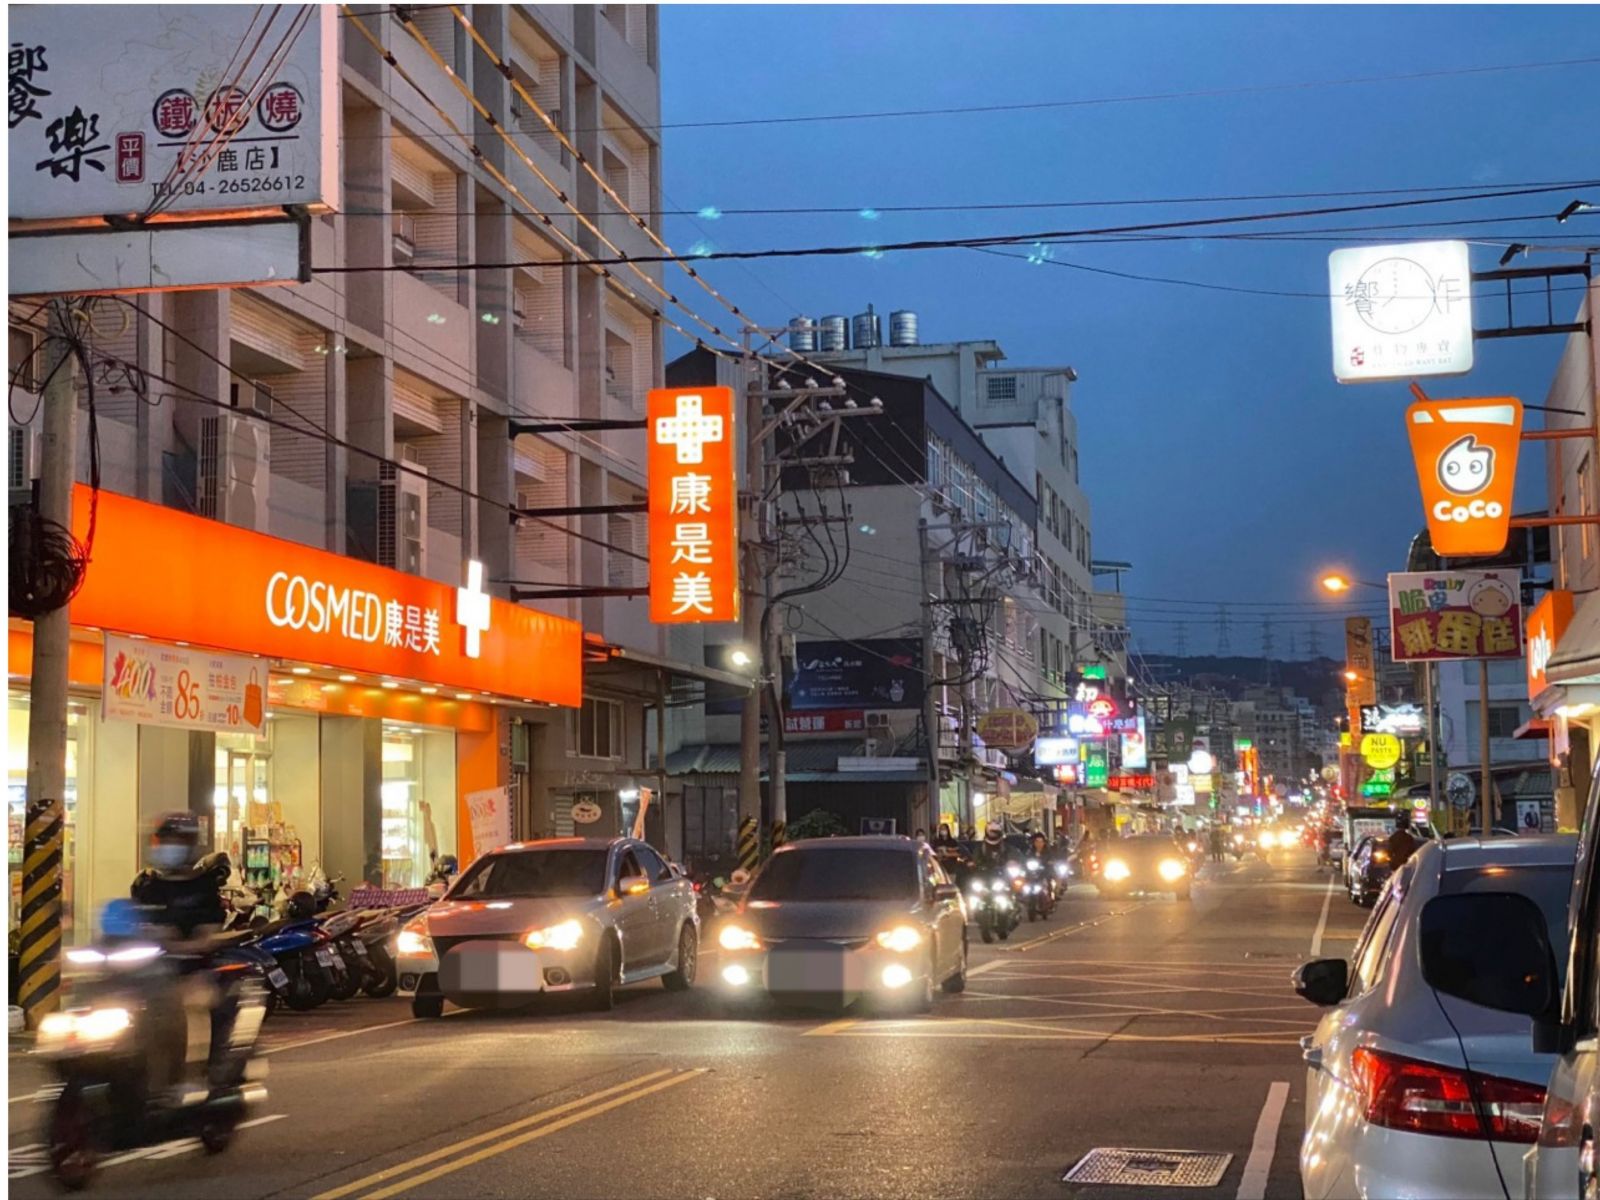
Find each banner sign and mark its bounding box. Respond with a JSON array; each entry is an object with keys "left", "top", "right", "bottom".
[
  {"left": 1328, "top": 240, "right": 1473, "bottom": 383},
  {"left": 784, "top": 710, "right": 866, "bottom": 735},
  {"left": 1107, "top": 773, "right": 1154, "bottom": 791},
  {"left": 1406, "top": 396, "right": 1523, "bottom": 557},
  {"left": 1359, "top": 703, "right": 1425, "bottom": 737},
  {"left": 976, "top": 708, "right": 1040, "bottom": 752},
  {"left": 1344, "top": 617, "right": 1377, "bottom": 707},
  {"left": 1120, "top": 717, "right": 1149, "bottom": 770},
  {"left": 788, "top": 639, "right": 923, "bottom": 711},
  {"left": 1388, "top": 571, "right": 1524, "bottom": 662},
  {"left": 648, "top": 387, "right": 739, "bottom": 624},
  {"left": 1527, "top": 589, "right": 1576, "bottom": 702},
  {"left": 103, "top": 633, "right": 265, "bottom": 734},
  {"left": 1035, "top": 736, "right": 1080, "bottom": 767},
  {"left": 465, "top": 786, "right": 513, "bottom": 860}
]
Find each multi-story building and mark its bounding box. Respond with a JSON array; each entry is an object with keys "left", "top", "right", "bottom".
[{"left": 7, "top": 6, "right": 742, "bottom": 939}]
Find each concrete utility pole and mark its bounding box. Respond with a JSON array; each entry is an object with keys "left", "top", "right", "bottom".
[
  {"left": 738, "top": 333, "right": 764, "bottom": 856},
  {"left": 19, "top": 302, "right": 79, "bottom": 1029},
  {"left": 1479, "top": 665, "right": 1493, "bottom": 837},
  {"left": 920, "top": 518, "right": 940, "bottom": 834}
]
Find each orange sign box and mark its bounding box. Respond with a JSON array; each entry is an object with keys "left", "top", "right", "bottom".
[
  {"left": 66, "top": 486, "right": 583, "bottom": 706},
  {"left": 647, "top": 387, "right": 739, "bottom": 624},
  {"left": 1406, "top": 397, "right": 1523, "bottom": 557},
  {"left": 1527, "top": 589, "right": 1575, "bottom": 702}
]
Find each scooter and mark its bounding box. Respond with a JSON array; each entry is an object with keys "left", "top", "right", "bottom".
[
  {"left": 967, "top": 867, "right": 1023, "bottom": 944},
  {"left": 1022, "top": 856, "right": 1056, "bottom": 921},
  {"left": 38, "top": 902, "right": 268, "bottom": 1190}
]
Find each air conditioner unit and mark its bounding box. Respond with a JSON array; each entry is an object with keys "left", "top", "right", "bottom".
[
  {"left": 228, "top": 378, "right": 274, "bottom": 417},
  {"left": 8, "top": 423, "right": 38, "bottom": 501},
  {"left": 864, "top": 711, "right": 892, "bottom": 731},
  {"left": 197, "top": 413, "right": 270, "bottom": 530},
  {"left": 378, "top": 459, "right": 427, "bottom": 575}
]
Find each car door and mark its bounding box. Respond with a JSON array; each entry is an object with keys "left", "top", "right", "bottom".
[
  {"left": 922, "top": 851, "right": 962, "bottom": 979},
  {"left": 632, "top": 843, "right": 681, "bottom": 965},
  {"left": 611, "top": 847, "right": 655, "bottom": 973}
]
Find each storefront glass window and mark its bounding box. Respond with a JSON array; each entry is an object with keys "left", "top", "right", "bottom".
[
  {"left": 8, "top": 694, "right": 93, "bottom": 938},
  {"left": 381, "top": 723, "right": 455, "bottom": 887}
]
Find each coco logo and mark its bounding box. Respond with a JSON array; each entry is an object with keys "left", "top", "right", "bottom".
[
  {"left": 1432, "top": 497, "right": 1505, "bottom": 523},
  {"left": 1437, "top": 434, "right": 1493, "bottom": 496}
]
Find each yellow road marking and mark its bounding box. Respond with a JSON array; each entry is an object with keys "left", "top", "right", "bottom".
[
  {"left": 309, "top": 1069, "right": 677, "bottom": 1200},
  {"left": 357, "top": 1069, "right": 707, "bottom": 1200},
  {"left": 803, "top": 1017, "right": 858, "bottom": 1037}
]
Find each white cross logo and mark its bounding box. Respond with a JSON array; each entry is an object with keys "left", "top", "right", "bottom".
[
  {"left": 654, "top": 393, "right": 724, "bottom": 465},
  {"left": 456, "top": 559, "right": 492, "bottom": 659}
]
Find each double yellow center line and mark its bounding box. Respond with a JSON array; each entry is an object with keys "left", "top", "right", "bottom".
[{"left": 310, "top": 1068, "right": 707, "bottom": 1200}]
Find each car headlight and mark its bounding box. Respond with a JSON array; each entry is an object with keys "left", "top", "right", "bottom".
[
  {"left": 1026, "top": 859, "right": 1041, "bottom": 871},
  {"left": 969, "top": 879, "right": 987, "bottom": 894},
  {"left": 1103, "top": 859, "right": 1131, "bottom": 882},
  {"left": 524, "top": 918, "right": 584, "bottom": 951},
  {"left": 1258, "top": 832, "right": 1275, "bottom": 849},
  {"left": 1158, "top": 858, "right": 1187, "bottom": 882},
  {"left": 875, "top": 926, "right": 923, "bottom": 954},
  {"left": 396, "top": 925, "right": 433, "bottom": 957},
  {"left": 719, "top": 924, "right": 762, "bottom": 952}
]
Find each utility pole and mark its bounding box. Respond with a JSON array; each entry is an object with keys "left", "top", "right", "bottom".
[
  {"left": 737, "top": 332, "right": 764, "bottom": 872},
  {"left": 920, "top": 518, "right": 940, "bottom": 834},
  {"left": 19, "top": 301, "right": 78, "bottom": 1029},
  {"left": 1479, "top": 665, "right": 1493, "bottom": 836}
]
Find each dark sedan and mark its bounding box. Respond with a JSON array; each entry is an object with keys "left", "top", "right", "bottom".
[
  {"left": 1090, "top": 835, "right": 1193, "bottom": 900},
  {"left": 1346, "top": 834, "right": 1395, "bottom": 907}
]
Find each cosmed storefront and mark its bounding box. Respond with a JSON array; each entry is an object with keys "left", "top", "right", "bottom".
[{"left": 9, "top": 487, "right": 581, "bottom": 943}]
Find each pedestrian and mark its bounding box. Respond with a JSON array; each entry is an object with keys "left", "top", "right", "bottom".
[
  {"left": 1384, "top": 810, "right": 1423, "bottom": 868},
  {"left": 1208, "top": 824, "right": 1225, "bottom": 863},
  {"left": 914, "top": 828, "right": 927, "bottom": 843}
]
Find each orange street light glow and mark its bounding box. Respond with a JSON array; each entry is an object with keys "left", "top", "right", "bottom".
[
  {"left": 1321, "top": 574, "right": 1351, "bottom": 593},
  {"left": 1344, "top": 670, "right": 1359, "bottom": 682}
]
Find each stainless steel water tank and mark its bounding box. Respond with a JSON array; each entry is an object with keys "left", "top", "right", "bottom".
[
  {"left": 851, "top": 306, "right": 880, "bottom": 350},
  {"left": 788, "top": 316, "right": 817, "bottom": 352},
  {"left": 818, "top": 315, "right": 849, "bottom": 352},
  {"left": 889, "top": 310, "right": 919, "bottom": 347}
]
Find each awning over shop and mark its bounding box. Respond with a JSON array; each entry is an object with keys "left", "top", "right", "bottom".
[
  {"left": 665, "top": 739, "right": 927, "bottom": 783},
  {"left": 584, "top": 640, "right": 754, "bottom": 706},
  {"left": 1546, "top": 590, "right": 1600, "bottom": 688},
  {"left": 1513, "top": 717, "right": 1551, "bottom": 740}
]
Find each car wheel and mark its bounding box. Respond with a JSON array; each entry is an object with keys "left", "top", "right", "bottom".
[
  {"left": 411, "top": 994, "right": 444, "bottom": 1019},
  {"left": 942, "top": 937, "right": 967, "bottom": 994},
  {"left": 199, "top": 1115, "right": 236, "bottom": 1154},
  {"left": 997, "top": 923, "right": 1011, "bottom": 942},
  {"left": 590, "top": 937, "right": 617, "bottom": 1011},
  {"left": 285, "top": 955, "right": 329, "bottom": 1011},
  {"left": 663, "top": 924, "right": 697, "bottom": 992}
]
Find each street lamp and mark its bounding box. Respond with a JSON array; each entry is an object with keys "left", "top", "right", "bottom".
[
  {"left": 728, "top": 648, "right": 753, "bottom": 669},
  {"left": 1320, "top": 572, "right": 1385, "bottom": 594}
]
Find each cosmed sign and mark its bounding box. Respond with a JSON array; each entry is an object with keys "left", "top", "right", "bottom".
[
  {"left": 1328, "top": 240, "right": 1473, "bottom": 383},
  {"left": 8, "top": 6, "right": 337, "bottom": 222},
  {"left": 1387, "top": 570, "right": 1524, "bottom": 663},
  {"left": 647, "top": 388, "right": 739, "bottom": 624}
]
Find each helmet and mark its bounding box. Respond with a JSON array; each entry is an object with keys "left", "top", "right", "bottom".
[
  {"left": 149, "top": 811, "right": 204, "bottom": 870},
  {"left": 436, "top": 855, "right": 459, "bottom": 877},
  {"left": 983, "top": 827, "right": 1003, "bottom": 846}
]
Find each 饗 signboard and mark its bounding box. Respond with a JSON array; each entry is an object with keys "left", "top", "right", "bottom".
[
  {"left": 1328, "top": 240, "right": 1473, "bottom": 383},
  {"left": 1526, "top": 589, "right": 1575, "bottom": 702},
  {"left": 1406, "top": 397, "right": 1523, "bottom": 557},
  {"left": 103, "top": 634, "right": 264, "bottom": 734},
  {"left": 788, "top": 639, "right": 923, "bottom": 711},
  {"left": 648, "top": 388, "right": 739, "bottom": 624},
  {"left": 1388, "top": 570, "right": 1524, "bottom": 662},
  {"left": 8, "top": 6, "right": 338, "bottom": 222}
]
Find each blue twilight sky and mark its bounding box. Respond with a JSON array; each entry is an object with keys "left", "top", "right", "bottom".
[{"left": 656, "top": 5, "right": 1600, "bottom": 658}]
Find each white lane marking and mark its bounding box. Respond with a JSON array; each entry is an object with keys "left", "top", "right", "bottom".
[
  {"left": 968, "top": 960, "right": 1004, "bottom": 977},
  {"left": 1236, "top": 1080, "right": 1291, "bottom": 1200},
  {"left": 1310, "top": 875, "right": 1335, "bottom": 957},
  {"left": 261, "top": 1017, "right": 419, "bottom": 1057},
  {"left": 8, "top": 1113, "right": 286, "bottom": 1179},
  {"left": 8, "top": 1085, "right": 61, "bottom": 1105}
]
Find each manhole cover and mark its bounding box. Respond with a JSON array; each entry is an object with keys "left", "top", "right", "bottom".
[{"left": 1063, "top": 1148, "right": 1233, "bottom": 1188}]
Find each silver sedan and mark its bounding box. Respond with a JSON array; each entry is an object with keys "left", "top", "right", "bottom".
[{"left": 395, "top": 837, "right": 699, "bottom": 1017}]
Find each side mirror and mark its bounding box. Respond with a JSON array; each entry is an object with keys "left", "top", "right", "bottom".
[
  {"left": 932, "top": 883, "right": 960, "bottom": 903},
  {"left": 619, "top": 874, "right": 650, "bottom": 897},
  {"left": 1419, "top": 892, "right": 1558, "bottom": 1018},
  {"left": 1294, "top": 958, "right": 1350, "bottom": 1006}
]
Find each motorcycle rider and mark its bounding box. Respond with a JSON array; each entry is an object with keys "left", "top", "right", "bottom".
[
  {"left": 974, "top": 826, "right": 1014, "bottom": 875},
  {"left": 1384, "top": 810, "right": 1424, "bottom": 869},
  {"left": 128, "top": 812, "right": 238, "bottom": 1090}
]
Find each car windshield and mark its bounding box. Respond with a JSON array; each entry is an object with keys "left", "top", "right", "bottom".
[
  {"left": 450, "top": 849, "right": 609, "bottom": 899},
  {"left": 748, "top": 848, "right": 920, "bottom": 902},
  {"left": 1438, "top": 863, "right": 1576, "bottom": 983}
]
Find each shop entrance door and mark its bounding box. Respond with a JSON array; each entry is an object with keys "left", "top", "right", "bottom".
[{"left": 217, "top": 748, "right": 268, "bottom": 863}]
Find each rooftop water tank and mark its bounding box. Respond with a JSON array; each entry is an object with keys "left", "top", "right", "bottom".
[
  {"left": 889, "top": 310, "right": 919, "bottom": 347},
  {"left": 818, "top": 315, "right": 849, "bottom": 352},
  {"left": 851, "top": 305, "right": 881, "bottom": 350},
  {"left": 788, "top": 316, "right": 817, "bottom": 352}
]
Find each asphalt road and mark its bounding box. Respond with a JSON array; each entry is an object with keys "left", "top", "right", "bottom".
[{"left": 8, "top": 845, "right": 1372, "bottom": 1199}]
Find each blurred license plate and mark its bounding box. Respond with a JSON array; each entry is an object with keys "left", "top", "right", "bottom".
[
  {"left": 314, "top": 949, "right": 334, "bottom": 967},
  {"left": 769, "top": 948, "right": 845, "bottom": 992},
  {"left": 441, "top": 944, "right": 542, "bottom": 993},
  {"left": 267, "top": 968, "right": 289, "bottom": 989},
  {"left": 352, "top": 941, "right": 370, "bottom": 961}
]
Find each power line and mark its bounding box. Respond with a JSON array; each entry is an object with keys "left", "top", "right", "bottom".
[
  {"left": 309, "top": 181, "right": 1600, "bottom": 274},
  {"left": 587, "top": 54, "right": 1600, "bottom": 133}
]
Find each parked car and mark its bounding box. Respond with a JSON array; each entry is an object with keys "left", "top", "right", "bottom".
[
  {"left": 715, "top": 836, "right": 967, "bottom": 1011},
  {"left": 1345, "top": 834, "right": 1396, "bottom": 907},
  {"left": 395, "top": 837, "right": 699, "bottom": 1017},
  {"left": 1295, "top": 834, "right": 1576, "bottom": 1200}
]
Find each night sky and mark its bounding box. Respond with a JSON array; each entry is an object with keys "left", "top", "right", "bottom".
[{"left": 656, "top": 5, "right": 1600, "bottom": 657}]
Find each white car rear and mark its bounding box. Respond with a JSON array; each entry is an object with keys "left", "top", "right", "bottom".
[{"left": 1298, "top": 835, "right": 1575, "bottom": 1200}]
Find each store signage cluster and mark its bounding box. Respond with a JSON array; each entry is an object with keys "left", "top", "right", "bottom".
[
  {"left": 1328, "top": 240, "right": 1473, "bottom": 383},
  {"left": 1387, "top": 570, "right": 1524, "bottom": 663},
  {"left": 102, "top": 634, "right": 264, "bottom": 734},
  {"left": 647, "top": 388, "right": 740, "bottom": 624},
  {"left": 1406, "top": 396, "right": 1523, "bottom": 557}
]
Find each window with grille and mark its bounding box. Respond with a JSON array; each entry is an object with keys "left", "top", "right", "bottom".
[
  {"left": 569, "top": 697, "right": 624, "bottom": 759},
  {"left": 984, "top": 375, "right": 1017, "bottom": 402}
]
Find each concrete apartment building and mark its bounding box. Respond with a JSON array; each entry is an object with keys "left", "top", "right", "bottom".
[{"left": 7, "top": 6, "right": 738, "bottom": 922}]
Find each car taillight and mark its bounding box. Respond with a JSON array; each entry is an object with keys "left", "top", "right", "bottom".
[{"left": 1351, "top": 1047, "right": 1545, "bottom": 1144}]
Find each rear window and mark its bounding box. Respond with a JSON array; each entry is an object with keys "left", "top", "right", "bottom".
[
  {"left": 1438, "top": 863, "right": 1575, "bottom": 983},
  {"left": 749, "top": 848, "right": 920, "bottom": 902},
  {"left": 451, "top": 850, "right": 609, "bottom": 899}
]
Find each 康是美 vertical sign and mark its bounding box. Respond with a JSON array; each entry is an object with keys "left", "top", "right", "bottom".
[{"left": 648, "top": 388, "right": 739, "bottom": 624}]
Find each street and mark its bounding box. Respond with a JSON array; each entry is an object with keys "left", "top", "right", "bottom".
[{"left": 8, "top": 847, "right": 1366, "bottom": 1200}]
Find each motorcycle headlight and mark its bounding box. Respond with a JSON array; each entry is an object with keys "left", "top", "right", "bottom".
[
  {"left": 993, "top": 895, "right": 1011, "bottom": 910},
  {"left": 1054, "top": 863, "right": 1068, "bottom": 877},
  {"left": 1026, "top": 859, "right": 1041, "bottom": 871},
  {"left": 1005, "top": 863, "right": 1023, "bottom": 879},
  {"left": 1233, "top": 833, "right": 1245, "bottom": 845},
  {"left": 1103, "top": 859, "right": 1131, "bottom": 882},
  {"left": 969, "top": 880, "right": 987, "bottom": 894},
  {"left": 396, "top": 925, "right": 433, "bottom": 957},
  {"left": 77, "top": 1007, "right": 132, "bottom": 1043},
  {"left": 719, "top": 924, "right": 762, "bottom": 952},
  {"left": 1158, "top": 858, "right": 1187, "bottom": 882},
  {"left": 523, "top": 918, "right": 584, "bottom": 952},
  {"left": 874, "top": 926, "right": 923, "bottom": 954}
]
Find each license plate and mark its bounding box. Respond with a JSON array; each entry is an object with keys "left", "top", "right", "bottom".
[
  {"left": 314, "top": 948, "right": 334, "bottom": 967},
  {"left": 267, "top": 968, "right": 289, "bottom": 989},
  {"left": 440, "top": 944, "right": 542, "bottom": 993},
  {"left": 352, "top": 942, "right": 370, "bottom": 961},
  {"left": 769, "top": 947, "right": 846, "bottom": 992}
]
